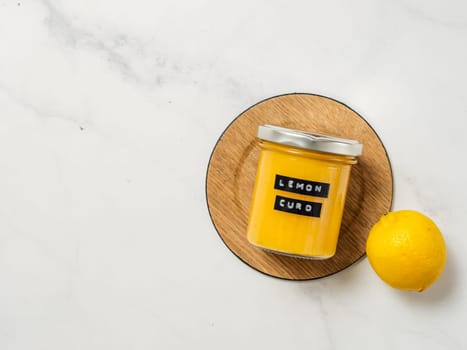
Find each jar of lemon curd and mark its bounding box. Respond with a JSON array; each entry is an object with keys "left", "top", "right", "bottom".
[{"left": 247, "top": 125, "right": 363, "bottom": 259}]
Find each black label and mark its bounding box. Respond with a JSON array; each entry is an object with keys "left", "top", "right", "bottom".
[
  {"left": 274, "top": 195, "right": 322, "bottom": 217},
  {"left": 274, "top": 174, "right": 330, "bottom": 198}
]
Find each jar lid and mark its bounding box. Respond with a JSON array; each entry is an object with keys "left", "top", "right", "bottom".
[{"left": 257, "top": 124, "right": 363, "bottom": 157}]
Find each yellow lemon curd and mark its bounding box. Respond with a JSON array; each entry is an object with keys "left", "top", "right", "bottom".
[{"left": 247, "top": 140, "right": 357, "bottom": 259}]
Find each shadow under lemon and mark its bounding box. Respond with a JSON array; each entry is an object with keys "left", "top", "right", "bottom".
[{"left": 397, "top": 245, "right": 456, "bottom": 303}]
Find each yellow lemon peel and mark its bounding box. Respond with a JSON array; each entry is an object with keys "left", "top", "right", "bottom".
[{"left": 366, "top": 210, "right": 446, "bottom": 292}]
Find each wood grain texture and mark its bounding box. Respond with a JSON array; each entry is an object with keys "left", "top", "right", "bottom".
[{"left": 206, "top": 94, "right": 393, "bottom": 280}]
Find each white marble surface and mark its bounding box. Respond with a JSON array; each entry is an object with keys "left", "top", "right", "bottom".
[{"left": 1, "top": 0, "right": 466, "bottom": 348}]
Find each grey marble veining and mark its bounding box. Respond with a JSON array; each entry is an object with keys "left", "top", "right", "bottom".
[{"left": 0, "top": 0, "right": 466, "bottom": 349}]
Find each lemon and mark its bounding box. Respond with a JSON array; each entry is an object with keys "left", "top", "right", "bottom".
[{"left": 366, "top": 210, "right": 446, "bottom": 292}]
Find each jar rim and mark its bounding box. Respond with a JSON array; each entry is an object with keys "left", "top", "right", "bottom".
[{"left": 257, "top": 124, "right": 363, "bottom": 157}]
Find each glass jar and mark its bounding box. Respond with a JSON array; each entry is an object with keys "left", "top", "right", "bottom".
[{"left": 247, "top": 125, "right": 363, "bottom": 259}]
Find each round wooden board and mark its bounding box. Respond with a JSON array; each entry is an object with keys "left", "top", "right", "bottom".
[{"left": 206, "top": 93, "right": 393, "bottom": 280}]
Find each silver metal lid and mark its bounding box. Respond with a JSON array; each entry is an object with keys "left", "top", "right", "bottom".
[{"left": 257, "top": 124, "right": 363, "bottom": 157}]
